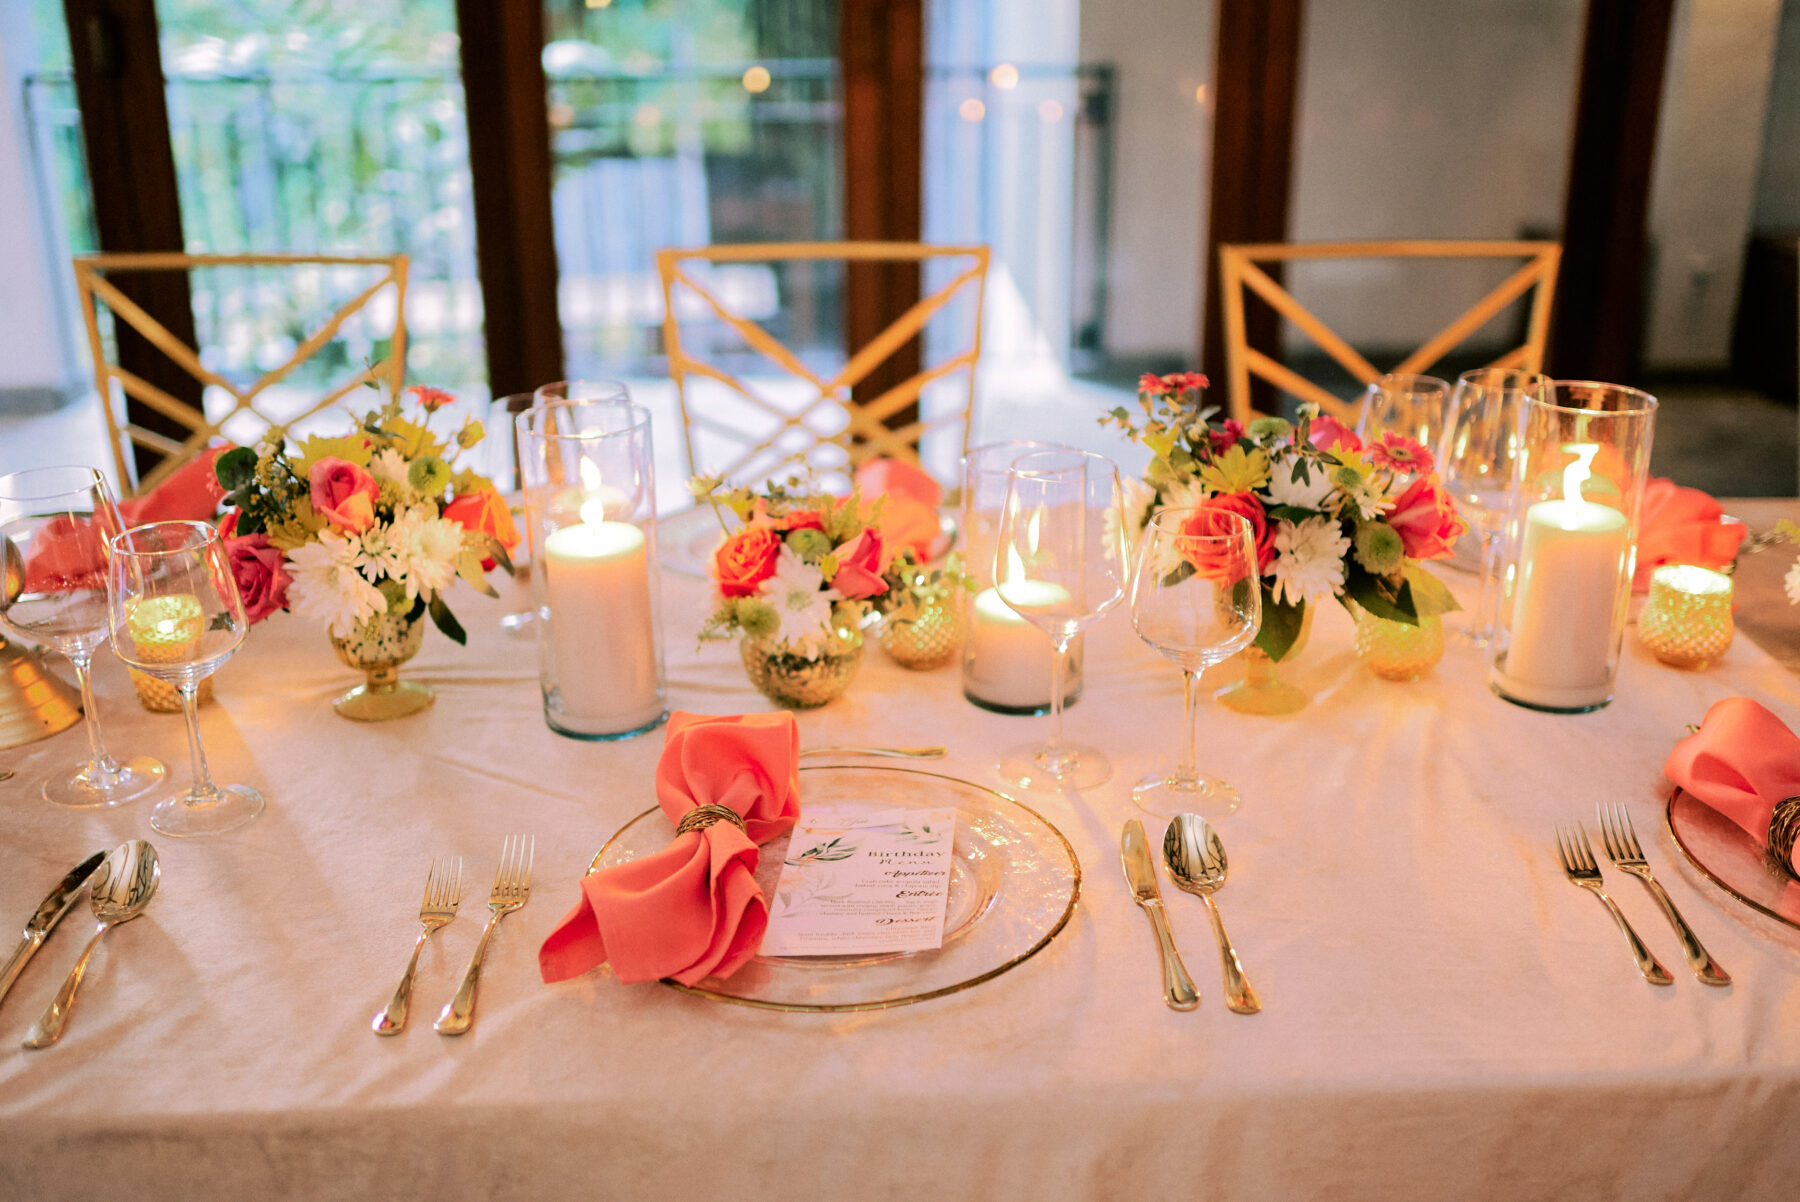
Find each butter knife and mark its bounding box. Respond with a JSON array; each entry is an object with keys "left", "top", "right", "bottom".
[
  {"left": 0, "top": 850, "right": 106, "bottom": 1014},
  {"left": 1120, "top": 819, "right": 1199, "bottom": 1011}
]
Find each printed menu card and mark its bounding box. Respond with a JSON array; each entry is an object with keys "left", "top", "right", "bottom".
[{"left": 761, "top": 804, "right": 957, "bottom": 956}]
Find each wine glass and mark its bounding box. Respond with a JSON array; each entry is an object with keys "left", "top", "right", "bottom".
[
  {"left": 488, "top": 391, "right": 539, "bottom": 635},
  {"left": 107, "top": 520, "right": 264, "bottom": 837},
  {"left": 0, "top": 466, "right": 166, "bottom": 807},
  {"left": 1128, "top": 508, "right": 1261, "bottom": 819},
  {"left": 992, "top": 449, "right": 1130, "bottom": 791},
  {"left": 1356, "top": 373, "right": 1451, "bottom": 448},
  {"left": 1440, "top": 369, "right": 1552, "bottom": 644}
]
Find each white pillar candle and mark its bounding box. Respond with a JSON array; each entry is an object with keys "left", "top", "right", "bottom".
[
  {"left": 1494, "top": 448, "right": 1630, "bottom": 709},
  {"left": 964, "top": 584, "right": 1066, "bottom": 710},
  {"left": 543, "top": 520, "right": 662, "bottom": 733}
]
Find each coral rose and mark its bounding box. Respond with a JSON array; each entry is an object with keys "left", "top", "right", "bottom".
[
  {"left": 1308, "top": 415, "right": 1362, "bottom": 455},
  {"left": 1174, "top": 506, "right": 1259, "bottom": 584},
  {"left": 443, "top": 486, "right": 521, "bottom": 570},
  {"left": 1194, "top": 491, "right": 1275, "bottom": 573},
  {"left": 1385, "top": 475, "right": 1466, "bottom": 561},
  {"left": 225, "top": 532, "right": 292, "bottom": 624},
  {"left": 711, "top": 525, "right": 783, "bottom": 597},
  {"left": 779, "top": 509, "right": 825, "bottom": 533},
  {"left": 308, "top": 457, "right": 378, "bottom": 534},
  {"left": 828, "top": 529, "right": 889, "bottom": 600}
]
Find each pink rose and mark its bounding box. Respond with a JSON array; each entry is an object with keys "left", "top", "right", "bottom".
[
  {"left": 1386, "top": 475, "right": 1466, "bottom": 561},
  {"left": 308, "top": 457, "right": 378, "bottom": 533},
  {"left": 225, "top": 533, "right": 292, "bottom": 624},
  {"left": 829, "top": 529, "right": 889, "bottom": 600},
  {"left": 1209, "top": 418, "right": 1245, "bottom": 455},
  {"left": 1308, "top": 415, "right": 1362, "bottom": 454}
]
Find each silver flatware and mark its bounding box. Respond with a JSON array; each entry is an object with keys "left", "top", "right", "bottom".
[
  {"left": 0, "top": 849, "right": 106, "bottom": 1015},
  {"left": 1120, "top": 817, "right": 1199, "bottom": 1011},
  {"left": 1595, "top": 801, "right": 1730, "bottom": 986},
  {"left": 373, "top": 856, "right": 465, "bottom": 1035},
  {"left": 1554, "top": 822, "right": 1673, "bottom": 986},
  {"left": 1163, "top": 814, "right": 1261, "bottom": 1014},
  {"left": 23, "top": 841, "right": 160, "bottom": 1048},
  {"left": 799, "top": 746, "right": 947, "bottom": 760},
  {"left": 435, "top": 836, "right": 532, "bottom": 1036}
]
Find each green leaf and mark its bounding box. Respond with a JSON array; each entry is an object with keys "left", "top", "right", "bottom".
[
  {"left": 1343, "top": 564, "right": 1415, "bottom": 624},
  {"left": 427, "top": 595, "right": 467, "bottom": 645},
  {"left": 1265, "top": 504, "right": 1319, "bottom": 524},
  {"left": 1255, "top": 593, "right": 1306, "bottom": 660},
  {"left": 216, "top": 446, "right": 258, "bottom": 491},
  {"left": 1159, "top": 560, "right": 1197, "bottom": 589},
  {"left": 1402, "top": 563, "right": 1463, "bottom": 617}
]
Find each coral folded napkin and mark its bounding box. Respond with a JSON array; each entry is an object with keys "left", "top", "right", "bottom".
[
  {"left": 1633, "top": 477, "right": 1744, "bottom": 592},
  {"left": 539, "top": 710, "right": 801, "bottom": 986},
  {"left": 1665, "top": 697, "right": 1800, "bottom": 872}
]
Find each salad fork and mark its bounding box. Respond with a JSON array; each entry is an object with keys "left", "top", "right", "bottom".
[
  {"left": 1554, "top": 823, "right": 1673, "bottom": 985},
  {"left": 372, "top": 856, "right": 464, "bottom": 1035},
  {"left": 1595, "top": 801, "right": 1730, "bottom": 986},
  {"left": 435, "top": 836, "right": 533, "bottom": 1036}
]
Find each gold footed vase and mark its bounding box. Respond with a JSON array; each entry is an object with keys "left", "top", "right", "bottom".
[
  {"left": 330, "top": 610, "right": 434, "bottom": 721},
  {"left": 740, "top": 628, "right": 863, "bottom": 709},
  {"left": 878, "top": 598, "right": 967, "bottom": 670},
  {"left": 0, "top": 637, "right": 81, "bottom": 750},
  {"left": 1218, "top": 606, "right": 1315, "bottom": 716}
]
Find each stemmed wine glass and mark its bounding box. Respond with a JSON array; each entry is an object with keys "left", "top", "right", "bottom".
[
  {"left": 107, "top": 520, "right": 264, "bottom": 837},
  {"left": 1128, "top": 508, "right": 1262, "bottom": 818},
  {"left": 489, "top": 391, "right": 539, "bottom": 635},
  {"left": 1440, "top": 369, "right": 1552, "bottom": 644},
  {"left": 1356, "top": 373, "right": 1451, "bottom": 446},
  {"left": 993, "top": 449, "right": 1130, "bottom": 791},
  {"left": 0, "top": 467, "right": 166, "bottom": 807}
]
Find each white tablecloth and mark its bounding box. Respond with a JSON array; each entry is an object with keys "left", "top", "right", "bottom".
[{"left": 3, "top": 557, "right": 1800, "bottom": 1201}]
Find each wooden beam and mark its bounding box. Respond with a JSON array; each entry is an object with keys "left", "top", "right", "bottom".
[
  {"left": 1551, "top": 0, "right": 1675, "bottom": 381},
  {"left": 457, "top": 0, "right": 564, "bottom": 397},
  {"left": 64, "top": 0, "right": 199, "bottom": 482},
  {"left": 1202, "top": 0, "right": 1304, "bottom": 402},
  {"left": 841, "top": 0, "right": 923, "bottom": 429}
]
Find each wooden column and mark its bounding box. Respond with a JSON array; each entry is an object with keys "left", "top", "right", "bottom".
[
  {"left": 457, "top": 0, "right": 564, "bottom": 397},
  {"left": 1550, "top": 0, "right": 1675, "bottom": 382},
  {"left": 64, "top": 0, "right": 199, "bottom": 481},
  {"left": 1201, "top": 0, "right": 1304, "bottom": 397},
  {"left": 841, "top": 0, "right": 923, "bottom": 419}
]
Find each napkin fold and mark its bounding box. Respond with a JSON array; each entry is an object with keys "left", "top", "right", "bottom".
[
  {"left": 1633, "top": 477, "right": 1744, "bottom": 592},
  {"left": 538, "top": 710, "right": 801, "bottom": 986},
  {"left": 1665, "top": 697, "right": 1800, "bottom": 873},
  {"left": 856, "top": 457, "right": 948, "bottom": 562}
]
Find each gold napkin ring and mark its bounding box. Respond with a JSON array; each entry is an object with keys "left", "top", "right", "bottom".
[
  {"left": 675, "top": 804, "right": 747, "bottom": 837},
  {"left": 1767, "top": 796, "right": 1800, "bottom": 881}
]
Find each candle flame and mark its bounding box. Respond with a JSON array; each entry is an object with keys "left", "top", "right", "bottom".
[
  {"left": 1003, "top": 542, "right": 1027, "bottom": 585},
  {"left": 578, "top": 458, "right": 607, "bottom": 525},
  {"left": 1561, "top": 443, "right": 1599, "bottom": 507}
]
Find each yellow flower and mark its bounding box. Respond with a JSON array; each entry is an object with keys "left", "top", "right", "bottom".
[{"left": 1196, "top": 444, "right": 1271, "bottom": 495}]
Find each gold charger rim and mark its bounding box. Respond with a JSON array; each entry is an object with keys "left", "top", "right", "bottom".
[
  {"left": 1664, "top": 786, "right": 1800, "bottom": 932},
  {"left": 588, "top": 763, "right": 1083, "bottom": 1013}
]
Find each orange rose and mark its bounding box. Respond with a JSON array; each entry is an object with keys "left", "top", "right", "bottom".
[
  {"left": 712, "top": 525, "right": 783, "bottom": 597},
  {"left": 443, "top": 486, "right": 521, "bottom": 570},
  {"left": 779, "top": 509, "right": 825, "bottom": 533}
]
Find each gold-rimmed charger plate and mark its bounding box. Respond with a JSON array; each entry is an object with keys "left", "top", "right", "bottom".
[
  {"left": 1666, "top": 787, "right": 1800, "bottom": 930},
  {"left": 589, "top": 764, "right": 1081, "bottom": 1011}
]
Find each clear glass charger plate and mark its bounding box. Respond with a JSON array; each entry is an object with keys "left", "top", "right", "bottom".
[
  {"left": 589, "top": 764, "right": 1082, "bottom": 1011},
  {"left": 1666, "top": 788, "right": 1800, "bottom": 929},
  {"left": 657, "top": 506, "right": 959, "bottom": 580}
]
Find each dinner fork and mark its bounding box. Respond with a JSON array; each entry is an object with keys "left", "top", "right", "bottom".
[
  {"left": 1554, "top": 823, "right": 1674, "bottom": 986},
  {"left": 372, "top": 857, "right": 463, "bottom": 1035},
  {"left": 435, "top": 836, "right": 533, "bottom": 1036},
  {"left": 1595, "top": 801, "right": 1731, "bottom": 986}
]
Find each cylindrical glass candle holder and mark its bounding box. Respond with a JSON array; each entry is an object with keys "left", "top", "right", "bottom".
[
  {"left": 1637, "top": 563, "right": 1733, "bottom": 669},
  {"left": 959, "top": 440, "right": 1083, "bottom": 713},
  {"left": 1490, "top": 381, "right": 1657, "bottom": 712},
  {"left": 517, "top": 397, "right": 668, "bottom": 740}
]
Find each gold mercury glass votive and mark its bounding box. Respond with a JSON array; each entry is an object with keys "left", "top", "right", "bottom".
[
  {"left": 1353, "top": 607, "right": 1445, "bottom": 682},
  {"left": 127, "top": 593, "right": 213, "bottom": 712},
  {"left": 1637, "top": 564, "right": 1734, "bottom": 670}
]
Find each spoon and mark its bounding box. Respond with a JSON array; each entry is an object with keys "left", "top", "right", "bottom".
[
  {"left": 23, "top": 840, "right": 161, "bottom": 1049},
  {"left": 1162, "top": 814, "right": 1261, "bottom": 1015}
]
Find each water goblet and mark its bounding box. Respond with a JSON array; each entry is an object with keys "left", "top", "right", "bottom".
[
  {"left": 0, "top": 466, "right": 166, "bottom": 807},
  {"left": 1128, "top": 508, "right": 1262, "bottom": 819},
  {"left": 992, "top": 449, "right": 1130, "bottom": 791},
  {"left": 489, "top": 392, "right": 539, "bottom": 635},
  {"left": 1356, "top": 373, "right": 1451, "bottom": 448},
  {"left": 107, "top": 520, "right": 264, "bottom": 837},
  {"left": 1440, "top": 368, "right": 1552, "bottom": 644}
]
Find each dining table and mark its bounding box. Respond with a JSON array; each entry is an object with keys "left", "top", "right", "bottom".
[{"left": 3, "top": 498, "right": 1800, "bottom": 1202}]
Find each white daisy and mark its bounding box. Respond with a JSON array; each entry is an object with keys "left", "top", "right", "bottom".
[
  {"left": 1269, "top": 515, "right": 1350, "bottom": 606},
  {"left": 369, "top": 448, "right": 409, "bottom": 486},
  {"left": 287, "top": 530, "right": 388, "bottom": 638},
  {"left": 1332, "top": 464, "right": 1393, "bottom": 522},
  {"left": 387, "top": 505, "right": 465, "bottom": 602},
  {"left": 764, "top": 547, "right": 838, "bottom": 657},
  {"left": 1264, "top": 451, "right": 1333, "bottom": 510}
]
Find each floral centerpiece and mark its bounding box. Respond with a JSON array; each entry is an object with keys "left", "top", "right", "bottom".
[
  {"left": 1103, "top": 371, "right": 1464, "bottom": 661},
  {"left": 214, "top": 384, "right": 519, "bottom": 645}
]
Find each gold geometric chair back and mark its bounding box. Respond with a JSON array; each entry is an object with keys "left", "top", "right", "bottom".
[
  {"left": 72, "top": 252, "right": 409, "bottom": 494},
  {"left": 656, "top": 242, "right": 988, "bottom": 485},
  {"left": 1218, "top": 240, "right": 1561, "bottom": 424}
]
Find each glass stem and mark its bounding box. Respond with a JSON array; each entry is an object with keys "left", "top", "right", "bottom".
[
  {"left": 1474, "top": 529, "right": 1500, "bottom": 636},
  {"left": 68, "top": 652, "right": 120, "bottom": 775},
  {"left": 1039, "top": 637, "right": 1071, "bottom": 769},
  {"left": 1180, "top": 668, "right": 1202, "bottom": 784},
  {"left": 179, "top": 681, "right": 224, "bottom": 805}
]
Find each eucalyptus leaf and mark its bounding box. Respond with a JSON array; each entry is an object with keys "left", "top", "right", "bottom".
[{"left": 216, "top": 446, "right": 258, "bottom": 491}]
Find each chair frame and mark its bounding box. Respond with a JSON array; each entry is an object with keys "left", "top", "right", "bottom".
[
  {"left": 72, "top": 251, "right": 409, "bottom": 493},
  {"left": 1217, "top": 240, "right": 1561, "bottom": 423},
  {"left": 655, "top": 241, "right": 989, "bottom": 482}
]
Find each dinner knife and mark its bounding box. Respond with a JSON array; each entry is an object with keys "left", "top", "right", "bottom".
[
  {"left": 0, "top": 850, "right": 106, "bottom": 1014},
  {"left": 1120, "top": 819, "right": 1199, "bottom": 1011}
]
